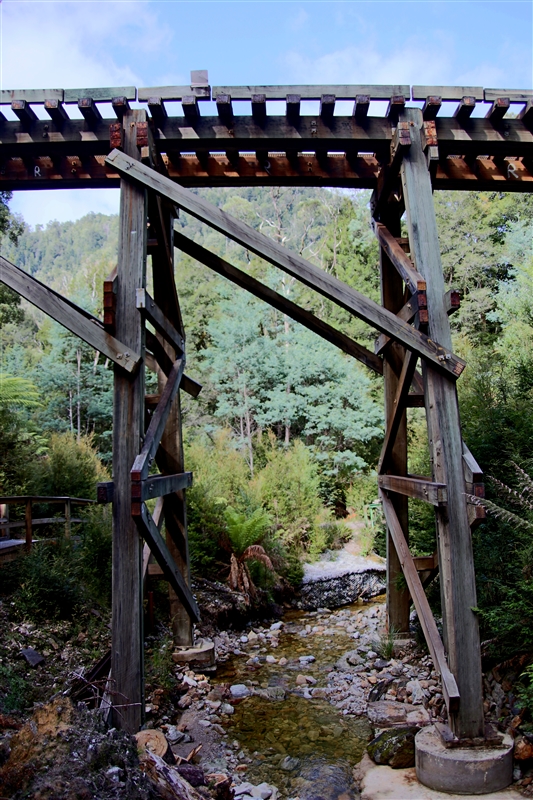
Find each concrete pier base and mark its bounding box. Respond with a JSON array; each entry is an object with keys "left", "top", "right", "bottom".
[{"left": 415, "top": 726, "right": 514, "bottom": 795}]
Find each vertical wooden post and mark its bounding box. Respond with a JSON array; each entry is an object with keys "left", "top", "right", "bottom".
[
  {"left": 400, "top": 107, "right": 484, "bottom": 738},
  {"left": 112, "top": 108, "right": 147, "bottom": 732},
  {"left": 150, "top": 198, "right": 193, "bottom": 647},
  {"left": 379, "top": 206, "right": 411, "bottom": 635},
  {"left": 25, "top": 498, "right": 32, "bottom": 551},
  {"left": 64, "top": 498, "right": 71, "bottom": 538}
]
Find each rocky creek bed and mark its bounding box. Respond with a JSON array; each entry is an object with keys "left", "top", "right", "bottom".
[{"left": 1, "top": 577, "right": 531, "bottom": 798}]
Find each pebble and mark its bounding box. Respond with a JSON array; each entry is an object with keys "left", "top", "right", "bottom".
[
  {"left": 299, "top": 655, "right": 315, "bottom": 664},
  {"left": 270, "top": 622, "right": 283, "bottom": 631},
  {"left": 220, "top": 703, "right": 235, "bottom": 715},
  {"left": 278, "top": 657, "right": 288, "bottom": 666},
  {"left": 230, "top": 684, "right": 251, "bottom": 699},
  {"left": 265, "top": 655, "right": 277, "bottom": 664}
]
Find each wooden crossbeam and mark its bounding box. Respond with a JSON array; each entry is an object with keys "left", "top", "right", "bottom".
[
  {"left": 131, "top": 358, "right": 185, "bottom": 481},
  {"left": 378, "top": 350, "right": 418, "bottom": 473},
  {"left": 138, "top": 85, "right": 211, "bottom": 101},
  {"left": 378, "top": 474, "right": 448, "bottom": 506},
  {"left": 107, "top": 149, "right": 465, "bottom": 378},
  {"left": 0, "top": 255, "right": 140, "bottom": 373},
  {"left": 380, "top": 488, "right": 460, "bottom": 713},
  {"left": 132, "top": 471, "right": 192, "bottom": 513},
  {"left": 484, "top": 88, "right": 533, "bottom": 103},
  {"left": 134, "top": 502, "right": 200, "bottom": 622},
  {"left": 173, "top": 230, "right": 384, "bottom": 375},
  {"left": 136, "top": 288, "right": 184, "bottom": 355},
  {"left": 0, "top": 88, "right": 63, "bottom": 104},
  {"left": 2, "top": 152, "right": 532, "bottom": 192}
]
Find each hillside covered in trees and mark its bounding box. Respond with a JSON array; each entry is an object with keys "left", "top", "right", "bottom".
[{"left": 1, "top": 186, "right": 532, "bottom": 660}]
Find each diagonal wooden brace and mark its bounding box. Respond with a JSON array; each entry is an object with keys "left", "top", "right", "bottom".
[
  {"left": 380, "top": 488, "right": 460, "bottom": 713},
  {"left": 131, "top": 357, "right": 185, "bottom": 481},
  {"left": 134, "top": 502, "right": 200, "bottom": 622},
  {"left": 0, "top": 255, "right": 141, "bottom": 373},
  {"left": 174, "top": 230, "right": 384, "bottom": 375},
  {"left": 105, "top": 149, "right": 466, "bottom": 379}
]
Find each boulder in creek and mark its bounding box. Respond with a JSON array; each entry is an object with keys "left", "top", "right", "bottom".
[{"left": 367, "top": 726, "right": 419, "bottom": 768}]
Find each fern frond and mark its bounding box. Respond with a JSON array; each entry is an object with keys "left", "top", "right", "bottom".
[
  {"left": 0, "top": 374, "right": 41, "bottom": 410},
  {"left": 467, "top": 494, "right": 533, "bottom": 533},
  {"left": 241, "top": 545, "right": 273, "bottom": 570},
  {"left": 487, "top": 475, "right": 533, "bottom": 514}
]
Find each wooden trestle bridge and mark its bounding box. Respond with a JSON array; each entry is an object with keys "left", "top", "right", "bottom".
[{"left": 0, "top": 74, "right": 532, "bottom": 741}]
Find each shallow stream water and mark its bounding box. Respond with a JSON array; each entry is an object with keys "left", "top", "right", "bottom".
[{"left": 213, "top": 602, "right": 384, "bottom": 799}]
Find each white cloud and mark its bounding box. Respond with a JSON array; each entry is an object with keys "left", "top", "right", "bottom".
[
  {"left": 10, "top": 189, "right": 120, "bottom": 228},
  {"left": 288, "top": 8, "right": 309, "bottom": 32},
  {"left": 0, "top": 1, "right": 170, "bottom": 91},
  {"left": 281, "top": 37, "right": 455, "bottom": 88}
]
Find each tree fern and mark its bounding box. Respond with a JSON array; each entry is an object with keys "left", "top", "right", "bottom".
[
  {"left": 0, "top": 374, "right": 41, "bottom": 410},
  {"left": 223, "top": 505, "right": 271, "bottom": 556}
]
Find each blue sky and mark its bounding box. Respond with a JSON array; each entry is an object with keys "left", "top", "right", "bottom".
[{"left": 1, "top": 0, "right": 532, "bottom": 226}]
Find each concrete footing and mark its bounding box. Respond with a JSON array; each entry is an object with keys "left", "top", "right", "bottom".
[
  {"left": 415, "top": 726, "right": 514, "bottom": 795},
  {"left": 172, "top": 637, "right": 215, "bottom": 669}
]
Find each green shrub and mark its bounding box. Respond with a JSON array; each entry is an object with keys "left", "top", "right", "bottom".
[
  {"left": 16, "top": 540, "right": 83, "bottom": 620},
  {"left": 78, "top": 505, "right": 113, "bottom": 603},
  {"left": 29, "top": 431, "right": 108, "bottom": 500}
]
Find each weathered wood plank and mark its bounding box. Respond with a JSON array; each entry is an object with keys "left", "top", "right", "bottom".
[
  {"left": 107, "top": 150, "right": 465, "bottom": 378},
  {"left": 135, "top": 503, "right": 200, "bottom": 622},
  {"left": 484, "top": 88, "right": 533, "bottom": 103},
  {"left": 130, "top": 358, "right": 185, "bottom": 481},
  {"left": 212, "top": 84, "right": 410, "bottom": 100},
  {"left": 0, "top": 255, "right": 140, "bottom": 372},
  {"left": 401, "top": 106, "right": 484, "bottom": 739},
  {"left": 380, "top": 489, "right": 460, "bottom": 712},
  {"left": 63, "top": 87, "right": 136, "bottom": 103},
  {"left": 136, "top": 288, "right": 184, "bottom": 355},
  {"left": 412, "top": 86, "right": 483, "bottom": 101},
  {"left": 378, "top": 474, "right": 448, "bottom": 505},
  {"left": 111, "top": 109, "right": 147, "bottom": 734},
  {"left": 138, "top": 86, "right": 210, "bottom": 101},
  {"left": 0, "top": 88, "right": 63, "bottom": 104},
  {"left": 174, "top": 231, "right": 383, "bottom": 375}
]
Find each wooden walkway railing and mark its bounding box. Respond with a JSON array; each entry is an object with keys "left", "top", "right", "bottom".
[{"left": 0, "top": 495, "right": 95, "bottom": 558}]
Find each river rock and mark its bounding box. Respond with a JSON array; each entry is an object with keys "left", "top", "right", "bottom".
[
  {"left": 254, "top": 687, "right": 286, "bottom": 701},
  {"left": 279, "top": 755, "right": 300, "bottom": 772},
  {"left": 367, "top": 700, "right": 407, "bottom": 727},
  {"left": 299, "top": 566, "right": 386, "bottom": 610},
  {"left": 230, "top": 684, "right": 250, "bottom": 699},
  {"left": 299, "top": 655, "right": 315, "bottom": 664},
  {"left": 220, "top": 703, "right": 235, "bottom": 714},
  {"left": 367, "top": 726, "right": 418, "bottom": 768},
  {"left": 406, "top": 679, "right": 424, "bottom": 704},
  {"left": 514, "top": 736, "right": 533, "bottom": 760}
]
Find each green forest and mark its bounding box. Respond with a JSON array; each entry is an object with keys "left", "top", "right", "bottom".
[{"left": 1, "top": 185, "right": 532, "bottom": 661}]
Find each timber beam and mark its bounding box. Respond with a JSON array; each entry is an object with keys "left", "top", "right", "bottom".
[
  {"left": 173, "top": 230, "right": 384, "bottom": 375},
  {"left": 380, "top": 489, "right": 460, "bottom": 713},
  {"left": 378, "top": 474, "right": 448, "bottom": 506},
  {"left": 106, "top": 149, "right": 466, "bottom": 379},
  {"left": 0, "top": 255, "right": 141, "bottom": 373}
]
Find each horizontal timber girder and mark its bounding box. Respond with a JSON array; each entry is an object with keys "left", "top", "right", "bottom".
[
  {"left": 0, "top": 254, "right": 141, "bottom": 372},
  {"left": 107, "top": 149, "right": 465, "bottom": 379},
  {"left": 173, "top": 230, "right": 383, "bottom": 375}
]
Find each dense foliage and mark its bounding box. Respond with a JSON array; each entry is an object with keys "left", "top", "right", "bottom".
[{"left": 1, "top": 187, "right": 532, "bottom": 658}]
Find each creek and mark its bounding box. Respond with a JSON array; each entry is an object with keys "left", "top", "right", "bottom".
[{"left": 212, "top": 601, "right": 386, "bottom": 799}]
